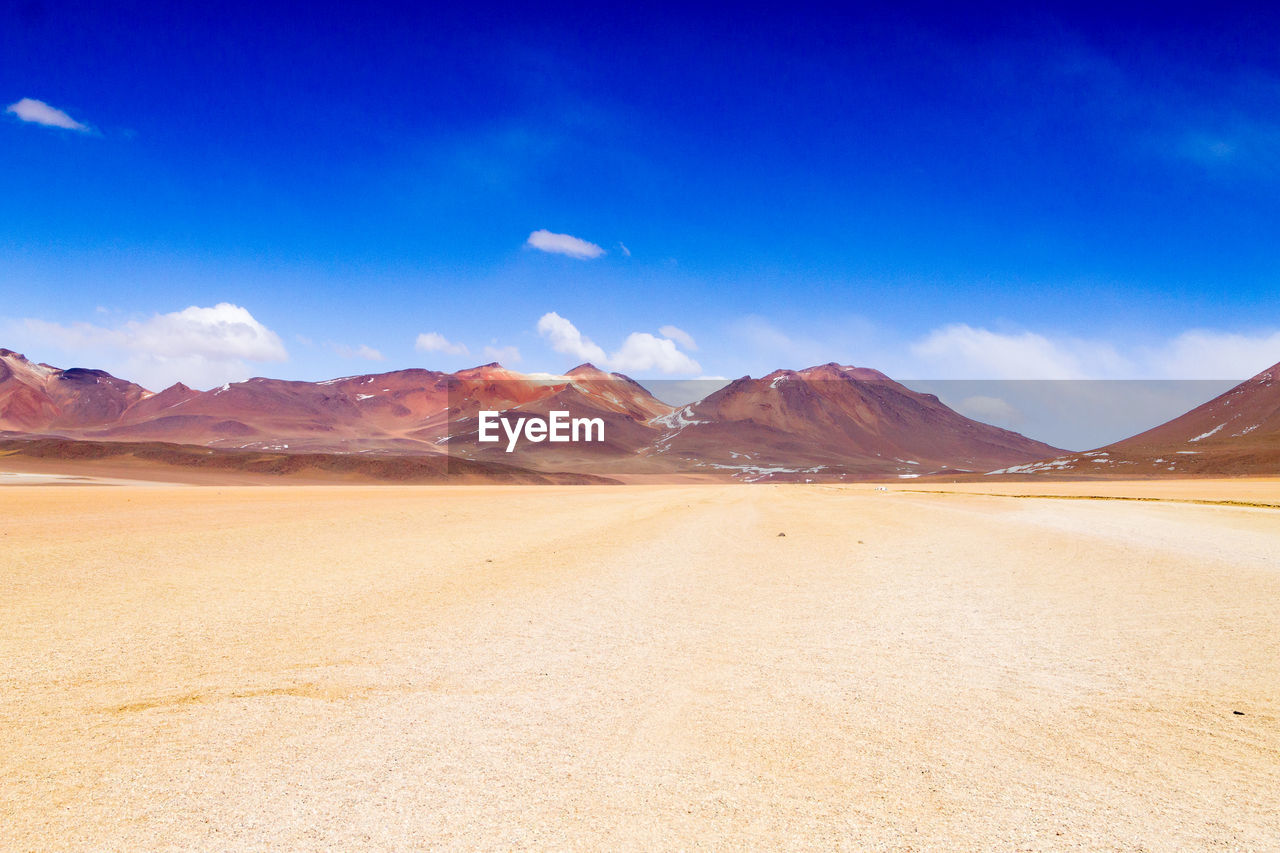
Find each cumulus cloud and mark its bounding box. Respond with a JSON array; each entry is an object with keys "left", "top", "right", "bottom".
[
  {"left": 536, "top": 312, "right": 701, "bottom": 374},
  {"left": 414, "top": 332, "right": 469, "bottom": 355},
  {"left": 24, "top": 303, "right": 286, "bottom": 361},
  {"left": 609, "top": 332, "right": 701, "bottom": 373},
  {"left": 525, "top": 229, "right": 605, "bottom": 259},
  {"left": 327, "top": 342, "right": 384, "bottom": 361},
  {"left": 17, "top": 302, "right": 286, "bottom": 390},
  {"left": 483, "top": 344, "right": 522, "bottom": 364},
  {"left": 658, "top": 324, "right": 697, "bottom": 351},
  {"left": 130, "top": 303, "right": 286, "bottom": 360},
  {"left": 536, "top": 312, "right": 608, "bottom": 363},
  {"left": 6, "top": 97, "right": 90, "bottom": 132}
]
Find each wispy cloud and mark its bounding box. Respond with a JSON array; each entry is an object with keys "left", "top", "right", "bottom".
[
  {"left": 1174, "top": 120, "right": 1280, "bottom": 177},
  {"left": 728, "top": 315, "right": 834, "bottom": 369},
  {"left": 6, "top": 97, "right": 91, "bottom": 132},
  {"left": 414, "top": 332, "right": 469, "bottom": 355},
  {"left": 952, "top": 395, "right": 1023, "bottom": 427},
  {"left": 1146, "top": 329, "right": 1280, "bottom": 379},
  {"left": 483, "top": 344, "right": 522, "bottom": 364},
  {"left": 725, "top": 313, "right": 1280, "bottom": 382},
  {"left": 525, "top": 229, "right": 605, "bottom": 259},
  {"left": 327, "top": 342, "right": 384, "bottom": 361},
  {"left": 910, "top": 324, "right": 1127, "bottom": 379},
  {"left": 536, "top": 312, "right": 700, "bottom": 374},
  {"left": 909, "top": 323, "right": 1280, "bottom": 379},
  {"left": 658, "top": 325, "right": 697, "bottom": 351}
]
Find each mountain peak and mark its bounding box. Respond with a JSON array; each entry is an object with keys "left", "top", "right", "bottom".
[
  {"left": 454, "top": 362, "right": 510, "bottom": 378},
  {"left": 566, "top": 363, "right": 612, "bottom": 377},
  {"left": 795, "top": 363, "right": 892, "bottom": 382}
]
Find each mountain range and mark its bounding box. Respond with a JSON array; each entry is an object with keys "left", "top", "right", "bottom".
[{"left": 3, "top": 347, "right": 1277, "bottom": 481}]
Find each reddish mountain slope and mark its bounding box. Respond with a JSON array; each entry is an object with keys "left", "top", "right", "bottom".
[
  {"left": 0, "top": 349, "right": 150, "bottom": 431},
  {"left": 446, "top": 364, "right": 677, "bottom": 467},
  {"left": 3, "top": 349, "right": 1072, "bottom": 480},
  {"left": 1, "top": 352, "right": 677, "bottom": 456},
  {"left": 644, "top": 363, "right": 1062, "bottom": 480},
  {"left": 986, "top": 360, "right": 1280, "bottom": 478}
]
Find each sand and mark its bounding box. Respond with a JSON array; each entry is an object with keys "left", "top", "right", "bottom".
[{"left": 2, "top": 482, "right": 1277, "bottom": 850}]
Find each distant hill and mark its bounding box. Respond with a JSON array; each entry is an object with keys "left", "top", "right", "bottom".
[
  {"left": 984, "top": 361, "right": 1280, "bottom": 478},
  {"left": 2, "top": 348, "right": 1064, "bottom": 481},
  {"left": 642, "top": 363, "right": 1062, "bottom": 481},
  {"left": 0, "top": 437, "right": 618, "bottom": 485}
]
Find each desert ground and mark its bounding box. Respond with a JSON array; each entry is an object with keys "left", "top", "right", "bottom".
[{"left": 2, "top": 481, "right": 1278, "bottom": 850}]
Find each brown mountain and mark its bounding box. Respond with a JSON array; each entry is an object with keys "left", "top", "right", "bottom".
[
  {"left": 0, "top": 349, "right": 150, "bottom": 431},
  {"left": 2, "top": 349, "right": 1067, "bottom": 481},
  {"left": 985, "top": 360, "right": 1280, "bottom": 479},
  {"left": 448, "top": 364, "right": 678, "bottom": 468},
  {"left": 640, "top": 363, "right": 1062, "bottom": 481},
  {"left": 0, "top": 351, "right": 676, "bottom": 456}
]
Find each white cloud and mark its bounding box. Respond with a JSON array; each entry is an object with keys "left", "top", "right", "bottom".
[
  {"left": 130, "top": 303, "right": 286, "bottom": 361},
  {"left": 525, "top": 229, "right": 605, "bottom": 259},
  {"left": 483, "top": 344, "right": 522, "bottom": 364},
  {"left": 327, "top": 342, "right": 384, "bottom": 361},
  {"left": 728, "top": 315, "right": 836, "bottom": 370},
  {"left": 536, "top": 312, "right": 700, "bottom": 374},
  {"left": 414, "top": 332, "right": 469, "bottom": 355},
  {"left": 619, "top": 242, "right": 632, "bottom": 257},
  {"left": 1145, "top": 329, "right": 1280, "bottom": 379},
  {"left": 609, "top": 332, "right": 701, "bottom": 373},
  {"left": 953, "top": 395, "right": 1023, "bottom": 428},
  {"left": 733, "top": 316, "right": 801, "bottom": 353},
  {"left": 909, "top": 323, "right": 1280, "bottom": 380},
  {"left": 536, "top": 312, "right": 607, "bottom": 363},
  {"left": 16, "top": 302, "right": 287, "bottom": 390},
  {"left": 24, "top": 303, "right": 286, "bottom": 361},
  {"left": 6, "top": 97, "right": 90, "bottom": 132},
  {"left": 910, "top": 324, "right": 1129, "bottom": 379},
  {"left": 658, "top": 324, "right": 697, "bottom": 351}
]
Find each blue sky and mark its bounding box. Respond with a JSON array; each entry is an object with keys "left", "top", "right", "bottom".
[{"left": 3, "top": 1, "right": 1279, "bottom": 392}]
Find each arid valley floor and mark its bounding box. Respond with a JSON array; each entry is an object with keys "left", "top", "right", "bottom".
[{"left": 2, "top": 481, "right": 1278, "bottom": 850}]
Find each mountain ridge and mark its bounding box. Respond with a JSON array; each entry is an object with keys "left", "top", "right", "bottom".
[
  {"left": 0, "top": 347, "right": 1080, "bottom": 481},
  {"left": 983, "top": 360, "right": 1280, "bottom": 479}
]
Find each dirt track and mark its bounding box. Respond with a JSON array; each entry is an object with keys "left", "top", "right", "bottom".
[{"left": 2, "top": 483, "right": 1278, "bottom": 850}]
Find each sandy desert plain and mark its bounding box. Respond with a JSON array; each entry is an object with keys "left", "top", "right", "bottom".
[{"left": 2, "top": 476, "right": 1278, "bottom": 851}]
